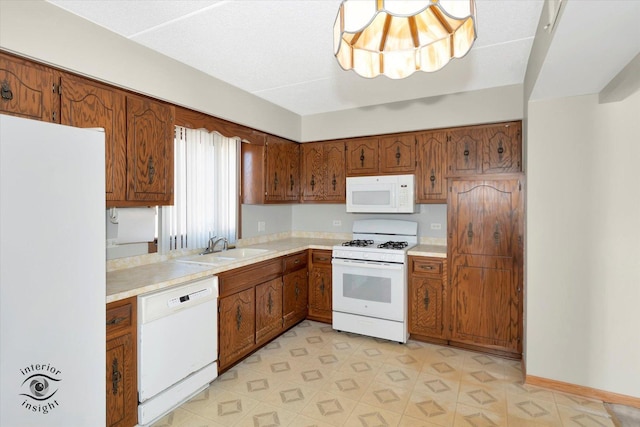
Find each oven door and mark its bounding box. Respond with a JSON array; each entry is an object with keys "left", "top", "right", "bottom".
[{"left": 332, "top": 258, "right": 406, "bottom": 321}]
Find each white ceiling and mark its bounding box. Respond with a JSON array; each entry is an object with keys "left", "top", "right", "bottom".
[{"left": 46, "top": 0, "right": 640, "bottom": 116}]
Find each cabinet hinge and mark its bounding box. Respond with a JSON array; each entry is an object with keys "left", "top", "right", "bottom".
[
  {"left": 218, "top": 305, "right": 221, "bottom": 313},
  {"left": 518, "top": 181, "right": 522, "bottom": 191},
  {"left": 52, "top": 111, "right": 57, "bottom": 121}
]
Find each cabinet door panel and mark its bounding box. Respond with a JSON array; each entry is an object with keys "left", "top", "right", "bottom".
[
  {"left": 379, "top": 134, "right": 416, "bottom": 173},
  {"left": 219, "top": 288, "right": 255, "bottom": 368},
  {"left": 126, "top": 95, "right": 174, "bottom": 203},
  {"left": 325, "top": 141, "right": 346, "bottom": 201},
  {"left": 308, "top": 264, "right": 332, "bottom": 322},
  {"left": 60, "top": 75, "right": 126, "bottom": 201},
  {"left": 450, "top": 179, "right": 522, "bottom": 257},
  {"left": 301, "top": 143, "right": 324, "bottom": 200},
  {"left": 482, "top": 122, "right": 522, "bottom": 173},
  {"left": 447, "top": 129, "right": 481, "bottom": 176},
  {"left": 255, "top": 278, "right": 283, "bottom": 344},
  {"left": 409, "top": 276, "right": 444, "bottom": 339},
  {"left": 265, "top": 137, "right": 299, "bottom": 202},
  {"left": 106, "top": 334, "right": 136, "bottom": 427},
  {"left": 0, "top": 53, "right": 56, "bottom": 122},
  {"left": 283, "top": 269, "right": 308, "bottom": 329},
  {"left": 449, "top": 255, "right": 520, "bottom": 352},
  {"left": 416, "top": 131, "right": 446, "bottom": 202},
  {"left": 346, "top": 138, "right": 378, "bottom": 175}
]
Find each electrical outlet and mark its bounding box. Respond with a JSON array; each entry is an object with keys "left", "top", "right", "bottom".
[
  {"left": 333, "top": 220, "right": 342, "bottom": 227},
  {"left": 430, "top": 223, "right": 442, "bottom": 230},
  {"left": 258, "top": 221, "right": 265, "bottom": 232}
]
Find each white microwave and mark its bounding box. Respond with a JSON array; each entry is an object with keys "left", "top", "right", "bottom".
[{"left": 346, "top": 174, "right": 416, "bottom": 213}]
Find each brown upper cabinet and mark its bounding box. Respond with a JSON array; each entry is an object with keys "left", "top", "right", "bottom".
[
  {"left": 379, "top": 134, "right": 417, "bottom": 174},
  {"left": 415, "top": 130, "right": 447, "bottom": 203},
  {"left": 0, "top": 52, "right": 175, "bottom": 207},
  {"left": 345, "top": 137, "right": 378, "bottom": 175},
  {"left": 301, "top": 141, "right": 346, "bottom": 202},
  {"left": 0, "top": 52, "right": 57, "bottom": 122},
  {"left": 59, "top": 74, "right": 127, "bottom": 203},
  {"left": 446, "top": 121, "right": 522, "bottom": 177},
  {"left": 125, "top": 95, "right": 174, "bottom": 205},
  {"left": 345, "top": 134, "right": 416, "bottom": 176},
  {"left": 242, "top": 135, "right": 300, "bottom": 204}
]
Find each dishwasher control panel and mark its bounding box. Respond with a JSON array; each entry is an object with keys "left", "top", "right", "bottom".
[
  {"left": 167, "top": 287, "right": 212, "bottom": 308},
  {"left": 138, "top": 276, "right": 218, "bottom": 324}
]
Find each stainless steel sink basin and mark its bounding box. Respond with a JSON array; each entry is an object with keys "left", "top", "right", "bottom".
[{"left": 175, "top": 247, "right": 271, "bottom": 266}]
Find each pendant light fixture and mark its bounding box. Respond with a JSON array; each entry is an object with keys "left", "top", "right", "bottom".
[{"left": 334, "top": 0, "right": 477, "bottom": 79}]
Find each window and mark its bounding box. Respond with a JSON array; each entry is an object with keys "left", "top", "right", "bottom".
[{"left": 159, "top": 126, "right": 239, "bottom": 252}]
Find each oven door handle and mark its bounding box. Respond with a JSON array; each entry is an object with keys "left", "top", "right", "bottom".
[{"left": 332, "top": 258, "right": 404, "bottom": 270}]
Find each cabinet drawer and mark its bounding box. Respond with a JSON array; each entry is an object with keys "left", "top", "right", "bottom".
[
  {"left": 106, "top": 302, "right": 132, "bottom": 337},
  {"left": 283, "top": 251, "right": 307, "bottom": 273},
  {"left": 312, "top": 250, "right": 332, "bottom": 265},
  {"left": 219, "top": 258, "right": 282, "bottom": 296},
  {"left": 411, "top": 258, "right": 443, "bottom": 276}
]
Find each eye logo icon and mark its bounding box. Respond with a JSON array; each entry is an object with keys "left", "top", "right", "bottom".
[
  {"left": 18, "top": 363, "right": 63, "bottom": 415},
  {"left": 21, "top": 374, "right": 60, "bottom": 401}
]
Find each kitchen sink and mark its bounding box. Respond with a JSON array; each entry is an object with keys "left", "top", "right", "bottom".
[
  {"left": 216, "top": 248, "right": 270, "bottom": 258},
  {"left": 175, "top": 247, "right": 271, "bottom": 266}
]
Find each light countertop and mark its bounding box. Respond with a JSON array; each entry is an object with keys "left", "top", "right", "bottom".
[
  {"left": 107, "top": 237, "right": 447, "bottom": 304},
  {"left": 106, "top": 238, "right": 343, "bottom": 303},
  {"left": 408, "top": 244, "right": 447, "bottom": 258}
]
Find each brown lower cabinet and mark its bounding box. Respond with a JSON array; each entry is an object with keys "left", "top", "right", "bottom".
[
  {"left": 307, "top": 250, "right": 333, "bottom": 323},
  {"left": 408, "top": 257, "right": 447, "bottom": 344},
  {"left": 218, "top": 252, "right": 308, "bottom": 372},
  {"left": 283, "top": 262, "right": 309, "bottom": 329},
  {"left": 106, "top": 297, "right": 137, "bottom": 427}
]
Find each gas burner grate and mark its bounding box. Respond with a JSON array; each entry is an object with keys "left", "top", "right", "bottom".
[
  {"left": 377, "top": 241, "right": 409, "bottom": 250},
  {"left": 342, "top": 239, "right": 374, "bottom": 247}
]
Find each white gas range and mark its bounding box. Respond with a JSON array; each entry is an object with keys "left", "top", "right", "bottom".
[{"left": 332, "top": 219, "right": 418, "bottom": 343}]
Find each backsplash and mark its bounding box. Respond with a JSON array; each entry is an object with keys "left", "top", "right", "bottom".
[{"left": 106, "top": 230, "right": 446, "bottom": 272}]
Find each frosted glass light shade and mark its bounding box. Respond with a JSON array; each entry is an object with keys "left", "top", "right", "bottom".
[{"left": 334, "top": 0, "right": 477, "bottom": 79}]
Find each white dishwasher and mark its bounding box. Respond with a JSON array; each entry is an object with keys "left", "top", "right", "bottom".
[{"left": 137, "top": 276, "right": 218, "bottom": 426}]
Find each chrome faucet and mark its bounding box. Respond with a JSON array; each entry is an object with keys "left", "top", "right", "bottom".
[{"left": 201, "top": 236, "right": 228, "bottom": 254}]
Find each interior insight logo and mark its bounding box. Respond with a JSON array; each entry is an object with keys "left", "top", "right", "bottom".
[{"left": 19, "top": 363, "right": 62, "bottom": 415}]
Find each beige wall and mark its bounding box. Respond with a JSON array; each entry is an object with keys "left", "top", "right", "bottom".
[
  {"left": 526, "top": 89, "right": 640, "bottom": 396},
  {"left": 301, "top": 85, "right": 523, "bottom": 142}
]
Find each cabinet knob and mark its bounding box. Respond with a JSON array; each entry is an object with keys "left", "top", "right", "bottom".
[
  {"left": 147, "top": 156, "right": 155, "bottom": 184},
  {"left": 332, "top": 174, "right": 337, "bottom": 191},
  {"left": 395, "top": 146, "right": 401, "bottom": 165},
  {"left": 423, "top": 289, "right": 430, "bottom": 311},
  {"left": 106, "top": 316, "right": 126, "bottom": 326},
  {"left": 1, "top": 81, "right": 13, "bottom": 101},
  {"left": 310, "top": 175, "right": 315, "bottom": 191},
  {"left": 360, "top": 149, "right": 365, "bottom": 167},
  {"left": 235, "top": 305, "right": 243, "bottom": 331},
  {"left": 111, "top": 358, "right": 122, "bottom": 396}
]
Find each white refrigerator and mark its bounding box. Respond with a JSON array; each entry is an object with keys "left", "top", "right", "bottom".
[{"left": 0, "top": 115, "right": 106, "bottom": 426}]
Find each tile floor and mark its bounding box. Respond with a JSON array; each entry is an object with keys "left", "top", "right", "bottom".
[{"left": 150, "top": 320, "right": 614, "bottom": 427}]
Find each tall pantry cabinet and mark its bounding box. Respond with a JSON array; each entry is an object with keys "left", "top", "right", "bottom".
[{"left": 447, "top": 175, "right": 524, "bottom": 357}]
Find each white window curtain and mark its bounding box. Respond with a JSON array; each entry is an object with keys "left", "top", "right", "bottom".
[{"left": 159, "top": 126, "right": 239, "bottom": 252}]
